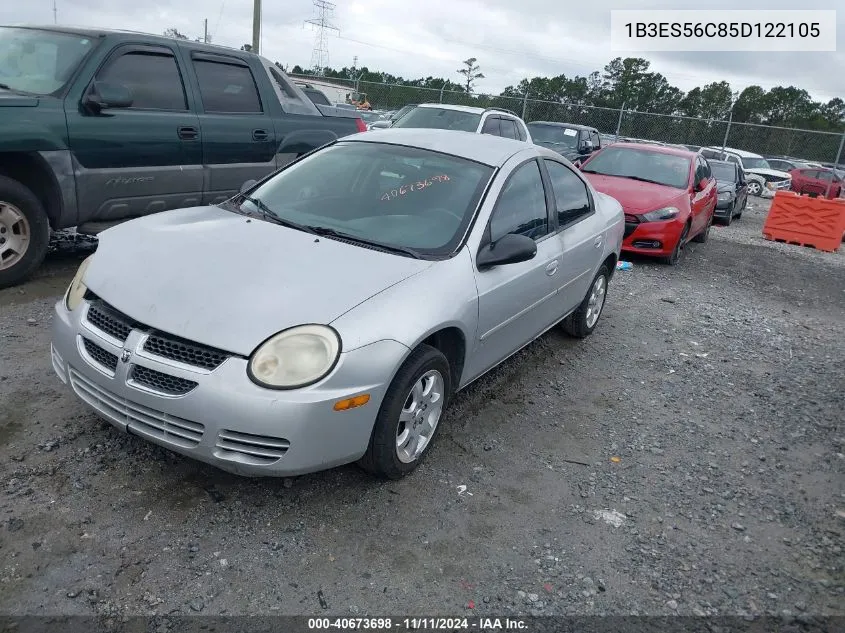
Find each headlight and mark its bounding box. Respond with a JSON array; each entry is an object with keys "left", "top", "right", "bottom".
[
  {"left": 717, "top": 192, "right": 733, "bottom": 201},
  {"left": 65, "top": 255, "right": 93, "bottom": 311},
  {"left": 641, "top": 206, "right": 680, "bottom": 222},
  {"left": 248, "top": 324, "right": 341, "bottom": 389}
]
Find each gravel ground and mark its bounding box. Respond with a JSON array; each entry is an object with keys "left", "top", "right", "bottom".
[{"left": 1, "top": 198, "right": 843, "bottom": 619}]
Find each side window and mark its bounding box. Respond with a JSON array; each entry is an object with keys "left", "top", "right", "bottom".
[
  {"left": 694, "top": 157, "right": 707, "bottom": 184},
  {"left": 727, "top": 154, "right": 741, "bottom": 166},
  {"left": 515, "top": 121, "right": 528, "bottom": 142},
  {"left": 589, "top": 131, "right": 601, "bottom": 148},
  {"left": 97, "top": 51, "right": 187, "bottom": 110},
  {"left": 489, "top": 161, "right": 549, "bottom": 242},
  {"left": 481, "top": 116, "right": 500, "bottom": 135},
  {"left": 499, "top": 118, "right": 519, "bottom": 140},
  {"left": 701, "top": 157, "right": 712, "bottom": 179},
  {"left": 545, "top": 160, "right": 592, "bottom": 226},
  {"left": 817, "top": 171, "right": 834, "bottom": 182},
  {"left": 192, "top": 59, "right": 263, "bottom": 113}
]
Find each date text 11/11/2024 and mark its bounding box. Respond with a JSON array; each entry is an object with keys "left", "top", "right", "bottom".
[{"left": 307, "top": 617, "right": 529, "bottom": 630}]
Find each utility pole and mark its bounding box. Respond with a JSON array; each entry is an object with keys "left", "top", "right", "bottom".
[
  {"left": 304, "top": 0, "right": 339, "bottom": 76},
  {"left": 203, "top": 19, "right": 208, "bottom": 43},
  {"left": 251, "top": 0, "right": 261, "bottom": 53}
]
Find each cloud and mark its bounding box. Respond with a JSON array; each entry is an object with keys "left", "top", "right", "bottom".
[{"left": 2, "top": 0, "right": 842, "bottom": 102}]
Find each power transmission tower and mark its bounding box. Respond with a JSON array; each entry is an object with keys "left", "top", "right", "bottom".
[{"left": 304, "top": 0, "right": 338, "bottom": 76}]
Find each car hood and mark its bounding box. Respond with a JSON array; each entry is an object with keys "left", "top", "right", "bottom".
[
  {"left": 84, "top": 206, "right": 433, "bottom": 355},
  {"left": 582, "top": 173, "right": 686, "bottom": 212},
  {"left": 746, "top": 167, "right": 791, "bottom": 179}
]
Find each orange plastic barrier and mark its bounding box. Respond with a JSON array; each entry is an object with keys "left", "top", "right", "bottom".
[{"left": 762, "top": 191, "right": 845, "bottom": 253}]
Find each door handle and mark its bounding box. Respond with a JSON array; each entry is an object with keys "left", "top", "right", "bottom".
[
  {"left": 177, "top": 126, "right": 198, "bottom": 140},
  {"left": 545, "top": 260, "right": 559, "bottom": 276},
  {"left": 252, "top": 129, "right": 269, "bottom": 141}
]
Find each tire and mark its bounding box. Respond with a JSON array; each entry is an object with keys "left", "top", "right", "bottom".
[
  {"left": 692, "top": 210, "right": 713, "bottom": 243},
  {"left": 358, "top": 344, "right": 452, "bottom": 479},
  {"left": 662, "top": 222, "right": 689, "bottom": 266},
  {"left": 0, "top": 175, "right": 51, "bottom": 290},
  {"left": 747, "top": 180, "right": 762, "bottom": 197},
  {"left": 562, "top": 265, "right": 610, "bottom": 338},
  {"left": 722, "top": 204, "right": 733, "bottom": 226}
]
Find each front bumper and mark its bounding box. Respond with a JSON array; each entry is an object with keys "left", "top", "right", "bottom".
[
  {"left": 621, "top": 215, "right": 685, "bottom": 257},
  {"left": 51, "top": 299, "right": 409, "bottom": 477},
  {"left": 714, "top": 198, "right": 734, "bottom": 216}
]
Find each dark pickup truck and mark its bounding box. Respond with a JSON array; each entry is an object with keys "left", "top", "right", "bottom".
[
  {"left": 0, "top": 25, "right": 367, "bottom": 288},
  {"left": 525, "top": 121, "right": 603, "bottom": 165}
]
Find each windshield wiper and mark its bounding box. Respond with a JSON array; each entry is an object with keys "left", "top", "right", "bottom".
[
  {"left": 305, "top": 225, "right": 423, "bottom": 259},
  {"left": 237, "top": 195, "right": 318, "bottom": 234}
]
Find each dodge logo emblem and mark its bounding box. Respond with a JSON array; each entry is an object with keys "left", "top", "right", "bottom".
[{"left": 120, "top": 349, "right": 131, "bottom": 363}]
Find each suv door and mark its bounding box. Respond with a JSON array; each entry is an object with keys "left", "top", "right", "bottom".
[
  {"left": 65, "top": 44, "right": 204, "bottom": 225},
  {"left": 187, "top": 52, "right": 279, "bottom": 204},
  {"left": 542, "top": 159, "right": 602, "bottom": 313},
  {"left": 468, "top": 159, "right": 562, "bottom": 379}
]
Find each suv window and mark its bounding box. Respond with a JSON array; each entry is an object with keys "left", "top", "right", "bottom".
[
  {"left": 694, "top": 157, "right": 708, "bottom": 184},
  {"left": 544, "top": 160, "right": 591, "bottom": 226},
  {"left": 817, "top": 171, "right": 834, "bottom": 182},
  {"left": 192, "top": 59, "right": 263, "bottom": 113},
  {"left": 499, "top": 118, "right": 519, "bottom": 140},
  {"left": 700, "top": 157, "right": 712, "bottom": 178},
  {"left": 514, "top": 121, "right": 528, "bottom": 142},
  {"left": 589, "top": 131, "right": 601, "bottom": 148},
  {"left": 98, "top": 51, "right": 187, "bottom": 110},
  {"left": 489, "top": 161, "right": 549, "bottom": 242},
  {"left": 481, "top": 116, "right": 500, "bottom": 135}
]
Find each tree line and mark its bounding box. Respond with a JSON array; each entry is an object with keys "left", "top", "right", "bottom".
[{"left": 289, "top": 56, "right": 843, "bottom": 133}]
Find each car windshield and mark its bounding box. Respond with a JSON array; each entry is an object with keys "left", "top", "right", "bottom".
[
  {"left": 527, "top": 125, "right": 578, "bottom": 147},
  {"left": 581, "top": 146, "right": 691, "bottom": 189},
  {"left": 236, "top": 142, "right": 494, "bottom": 255},
  {"left": 358, "top": 111, "right": 383, "bottom": 122},
  {"left": 710, "top": 162, "right": 737, "bottom": 181},
  {"left": 0, "top": 27, "right": 97, "bottom": 95},
  {"left": 391, "top": 105, "right": 416, "bottom": 121},
  {"left": 391, "top": 107, "right": 481, "bottom": 132},
  {"left": 741, "top": 156, "right": 771, "bottom": 170}
]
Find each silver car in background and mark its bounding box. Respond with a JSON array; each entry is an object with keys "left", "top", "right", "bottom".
[{"left": 51, "top": 129, "right": 623, "bottom": 479}]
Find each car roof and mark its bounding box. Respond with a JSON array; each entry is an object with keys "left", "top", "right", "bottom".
[
  {"left": 417, "top": 103, "right": 486, "bottom": 114},
  {"left": 527, "top": 121, "right": 596, "bottom": 131},
  {"left": 344, "top": 128, "right": 537, "bottom": 166},
  {"left": 602, "top": 142, "right": 698, "bottom": 158},
  {"left": 704, "top": 146, "right": 763, "bottom": 158}
]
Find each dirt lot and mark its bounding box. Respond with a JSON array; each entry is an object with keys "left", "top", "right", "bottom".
[{"left": 1, "top": 198, "right": 843, "bottom": 619}]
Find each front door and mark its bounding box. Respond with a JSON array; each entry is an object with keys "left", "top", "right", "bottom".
[
  {"left": 466, "top": 159, "right": 562, "bottom": 381},
  {"left": 185, "top": 52, "right": 278, "bottom": 204},
  {"left": 65, "top": 44, "right": 204, "bottom": 224}
]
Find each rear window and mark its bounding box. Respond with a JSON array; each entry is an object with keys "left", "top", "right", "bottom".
[
  {"left": 710, "top": 162, "right": 736, "bottom": 181},
  {"left": 391, "top": 107, "right": 481, "bottom": 132}
]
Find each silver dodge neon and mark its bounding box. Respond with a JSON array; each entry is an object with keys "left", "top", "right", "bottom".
[{"left": 51, "top": 128, "right": 623, "bottom": 479}]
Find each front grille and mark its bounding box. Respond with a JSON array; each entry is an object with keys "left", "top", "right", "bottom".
[
  {"left": 623, "top": 214, "right": 639, "bottom": 238},
  {"left": 143, "top": 333, "right": 228, "bottom": 370},
  {"left": 84, "top": 293, "right": 231, "bottom": 371},
  {"left": 69, "top": 368, "right": 204, "bottom": 448},
  {"left": 215, "top": 429, "right": 290, "bottom": 465},
  {"left": 130, "top": 366, "right": 198, "bottom": 396},
  {"left": 85, "top": 301, "right": 139, "bottom": 342},
  {"left": 82, "top": 337, "right": 118, "bottom": 371}
]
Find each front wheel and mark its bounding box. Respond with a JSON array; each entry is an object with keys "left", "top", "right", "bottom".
[
  {"left": 0, "top": 176, "right": 51, "bottom": 289},
  {"left": 562, "top": 265, "right": 610, "bottom": 338},
  {"left": 662, "top": 222, "right": 689, "bottom": 266},
  {"left": 359, "top": 344, "right": 452, "bottom": 479},
  {"left": 692, "top": 210, "right": 713, "bottom": 243},
  {"left": 747, "top": 180, "right": 762, "bottom": 196}
]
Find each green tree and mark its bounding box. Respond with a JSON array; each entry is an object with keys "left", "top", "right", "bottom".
[{"left": 457, "top": 58, "right": 484, "bottom": 93}]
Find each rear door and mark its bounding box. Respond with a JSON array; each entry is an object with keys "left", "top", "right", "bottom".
[
  {"left": 185, "top": 51, "right": 278, "bottom": 204},
  {"left": 65, "top": 43, "right": 203, "bottom": 223},
  {"left": 542, "top": 159, "right": 604, "bottom": 314}
]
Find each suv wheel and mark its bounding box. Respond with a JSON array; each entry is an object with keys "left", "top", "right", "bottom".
[
  {"left": 0, "top": 176, "right": 50, "bottom": 289},
  {"left": 747, "top": 180, "right": 762, "bottom": 196}
]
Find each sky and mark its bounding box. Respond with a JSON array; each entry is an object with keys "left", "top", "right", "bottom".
[{"left": 3, "top": 0, "right": 843, "bottom": 103}]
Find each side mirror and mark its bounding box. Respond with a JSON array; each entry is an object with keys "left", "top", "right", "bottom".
[
  {"left": 240, "top": 179, "right": 257, "bottom": 194},
  {"left": 84, "top": 80, "right": 133, "bottom": 111},
  {"left": 476, "top": 233, "right": 537, "bottom": 270}
]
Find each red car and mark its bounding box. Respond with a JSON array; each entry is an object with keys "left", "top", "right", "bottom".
[
  {"left": 788, "top": 167, "right": 845, "bottom": 199},
  {"left": 579, "top": 144, "right": 717, "bottom": 265}
]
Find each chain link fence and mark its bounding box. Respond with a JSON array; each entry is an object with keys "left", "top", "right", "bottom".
[{"left": 289, "top": 74, "right": 845, "bottom": 165}]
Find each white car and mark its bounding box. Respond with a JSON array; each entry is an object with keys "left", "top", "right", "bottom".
[
  {"left": 700, "top": 147, "right": 791, "bottom": 198},
  {"left": 390, "top": 103, "right": 533, "bottom": 143}
]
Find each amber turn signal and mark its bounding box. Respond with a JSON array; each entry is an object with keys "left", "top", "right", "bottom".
[{"left": 333, "top": 394, "right": 370, "bottom": 411}]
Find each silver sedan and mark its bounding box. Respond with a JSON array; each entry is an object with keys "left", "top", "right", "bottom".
[{"left": 51, "top": 129, "right": 624, "bottom": 479}]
